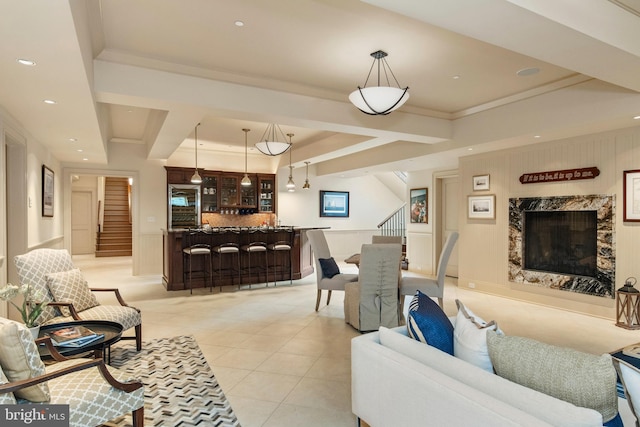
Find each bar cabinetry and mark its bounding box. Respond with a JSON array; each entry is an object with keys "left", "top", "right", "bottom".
[
  {"left": 166, "top": 166, "right": 272, "bottom": 214},
  {"left": 202, "top": 174, "right": 218, "bottom": 213},
  {"left": 258, "top": 175, "right": 276, "bottom": 213}
]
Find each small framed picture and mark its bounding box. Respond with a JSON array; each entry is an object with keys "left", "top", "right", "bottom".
[
  {"left": 409, "top": 188, "right": 428, "bottom": 223},
  {"left": 623, "top": 169, "right": 640, "bottom": 222},
  {"left": 473, "top": 174, "right": 490, "bottom": 191},
  {"left": 42, "top": 165, "right": 54, "bottom": 217},
  {"left": 320, "top": 190, "right": 349, "bottom": 218},
  {"left": 468, "top": 195, "right": 495, "bottom": 219}
]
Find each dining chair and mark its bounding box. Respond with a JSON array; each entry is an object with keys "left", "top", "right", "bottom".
[
  {"left": 399, "top": 231, "right": 459, "bottom": 310},
  {"left": 307, "top": 229, "right": 358, "bottom": 311},
  {"left": 344, "top": 243, "right": 403, "bottom": 332}
]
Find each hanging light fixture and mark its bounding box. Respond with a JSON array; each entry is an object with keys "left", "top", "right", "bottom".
[
  {"left": 286, "top": 133, "right": 295, "bottom": 192},
  {"left": 255, "top": 123, "right": 291, "bottom": 156},
  {"left": 241, "top": 128, "right": 252, "bottom": 187},
  {"left": 190, "top": 123, "right": 202, "bottom": 184},
  {"left": 303, "top": 161, "right": 311, "bottom": 189},
  {"left": 349, "top": 50, "right": 409, "bottom": 115}
]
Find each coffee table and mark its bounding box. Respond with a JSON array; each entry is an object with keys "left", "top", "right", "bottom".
[{"left": 38, "top": 320, "right": 123, "bottom": 364}]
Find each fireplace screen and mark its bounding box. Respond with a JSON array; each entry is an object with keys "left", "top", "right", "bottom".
[{"left": 523, "top": 210, "right": 597, "bottom": 277}]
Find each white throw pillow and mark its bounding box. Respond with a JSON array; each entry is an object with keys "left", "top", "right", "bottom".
[
  {"left": 453, "top": 299, "right": 501, "bottom": 372},
  {"left": 616, "top": 359, "right": 640, "bottom": 420}
]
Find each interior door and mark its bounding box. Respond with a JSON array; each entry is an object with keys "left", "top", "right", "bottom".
[
  {"left": 441, "top": 176, "right": 459, "bottom": 277},
  {"left": 71, "top": 190, "right": 94, "bottom": 254}
]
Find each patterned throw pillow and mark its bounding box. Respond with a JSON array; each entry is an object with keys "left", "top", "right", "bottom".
[
  {"left": 487, "top": 330, "right": 619, "bottom": 423},
  {"left": 46, "top": 268, "right": 99, "bottom": 316},
  {"left": 407, "top": 291, "right": 454, "bottom": 355},
  {"left": 0, "top": 318, "right": 49, "bottom": 402},
  {"left": 319, "top": 257, "right": 340, "bottom": 278},
  {"left": 0, "top": 363, "right": 17, "bottom": 404},
  {"left": 453, "top": 299, "right": 502, "bottom": 372}
]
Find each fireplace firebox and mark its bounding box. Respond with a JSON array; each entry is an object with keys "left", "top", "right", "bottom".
[{"left": 523, "top": 210, "right": 597, "bottom": 277}]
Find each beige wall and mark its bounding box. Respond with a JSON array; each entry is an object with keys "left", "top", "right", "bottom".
[{"left": 459, "top": 124, "right": 640, "bottom": 319}]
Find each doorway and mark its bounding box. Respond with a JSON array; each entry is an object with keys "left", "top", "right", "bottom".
[
  {"left": 435, "top": 171, "right": 459, "bottom": 278},
  {"left": 64, "top": 169, "right": 138, "bottom": 274}
]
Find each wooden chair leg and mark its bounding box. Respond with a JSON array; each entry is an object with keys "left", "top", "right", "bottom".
[
  {"left": 326, "top": 290, "right": 332, "bottom": 306},
  {"left": 315, "top": 290, "right": 322, "bottom": 311},
  {"left": 135, "top": 324, "right": 142, "bottom": 351},
  {"left": 437, "top": 297, "right": 443, "bottom": 308},
  {"left": 132, "top": 406, "right": 144, "bottom": 427}
]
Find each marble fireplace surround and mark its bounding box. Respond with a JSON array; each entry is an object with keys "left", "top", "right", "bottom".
[{"left": 508, "top": 194, "right": 615, "bottom": 298}]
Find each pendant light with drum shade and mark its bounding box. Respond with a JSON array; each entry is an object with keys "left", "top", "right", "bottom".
[
  {"left": 349, "top": 50, "right": 409, "bottom": 115},
  {"left": 190, "top": 123, "right": 202, "bottom": 184},
  {"left": 241, "top": 128, "right": 252, "bottom": 187},
  {"left": 303, "top": 161, "right": 311, "bottom": 189},
  {"left": 286, "top": 133, "right": 295, "bottom": 192},
  {"left": 255, "top": 123, "right": 291, "bottom": 156}
]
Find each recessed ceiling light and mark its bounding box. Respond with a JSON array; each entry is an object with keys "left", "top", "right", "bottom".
[
  {"left": 634, "top": 115, "right": 640, "bottom": 120},
  {"left": 17, "top": 58, "right": 36, "bottom": 66},
  {"left": 452, "top": 75, "right": 460, "bottom": 80},
  {"left": 534, "top": 135, "right": 541, "bottom": 138},
  {"left": 43, "top": 99, "right": 57, "bottom": 104},
  {"left": 467, "top": 148, "right": 473, "bottom": 151},
  {"left": 69, "top": 138, "right": 77, "bottom": 142},
  {"left": 235, "top": 20, "right": 244, "bottom": 27},
  {"left": 82, "top": 158, "right": 88, "bottom": 161},
  {"left": 77, "top": 149, "right": 83, "bottom": 152},
  {"left": 517, "top": 67, "right": 540, "bottom": 77}
]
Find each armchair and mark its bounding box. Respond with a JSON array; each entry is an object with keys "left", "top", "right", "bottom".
[
  {"left": 344, "top": 243, "right": 403, "bottom": 332},
  {"left": 307, "top": 229, "right": 358, "bottom": 311},
  {"left": 14, "top": 248, "right": 142, "bottom": 351},
  {"left": 0, "top": 318, "right": 143, "bottom": 427}
]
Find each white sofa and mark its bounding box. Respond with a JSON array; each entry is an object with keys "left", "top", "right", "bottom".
[{"left": 352, "top": 326, "right": 627, "bottom": 427}]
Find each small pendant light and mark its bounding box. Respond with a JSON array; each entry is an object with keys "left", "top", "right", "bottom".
[
  {"left": 190, "top": 123, "right": 202, "bottom": 184},
  {"left": 241, "top": 128, "right": 251, "bottom": 187},
  {"left": 286, "top": 133, "right": 295, "bottom": 192},
  {"left": 303, "top": 161, "right": 310, "bottom": 189}
]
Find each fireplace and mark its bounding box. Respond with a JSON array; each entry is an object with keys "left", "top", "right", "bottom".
[{"left": 508, "top": 195, "right": 615, "bottom": 298}]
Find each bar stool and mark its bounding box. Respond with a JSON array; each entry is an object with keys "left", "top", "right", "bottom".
[
  {"left": 212, "top": 229, "right": 241, "bottom": 289},
  {"left": 268, "top": 228, "right": 293, "bottom": 286},
  {"left": 241, "top": 230, "right": 269, "bottom": 288},
  {"left": 182, "top": 229, "right": 213, "bottom": 294}
]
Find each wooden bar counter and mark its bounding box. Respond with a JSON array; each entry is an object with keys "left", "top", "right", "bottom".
[{"left": 162, "top": 226, "right": 318, "bottom": 291}]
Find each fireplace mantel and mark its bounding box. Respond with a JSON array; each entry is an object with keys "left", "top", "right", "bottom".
[{"left": 508, "top": 194, "right": 615, "bottom": 298}]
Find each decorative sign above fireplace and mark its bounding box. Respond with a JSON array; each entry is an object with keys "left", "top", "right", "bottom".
[{"left": 519, "top": 167, "right": 600, "bottom": 184}]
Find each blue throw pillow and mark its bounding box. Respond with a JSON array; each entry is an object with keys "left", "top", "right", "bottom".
[
  {"left": 407, "top": 291, "right": 454, "bottom": 355},
  {"left": 319, "top": 257, "right": 340, "bottom": 278}
]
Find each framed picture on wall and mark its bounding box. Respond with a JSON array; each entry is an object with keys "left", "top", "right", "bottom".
[
  {"left": 468, "top": 195, "right": 495, "bottom": 219},
  {"left": 42, "top": 165, "right": 54, "bottom": 217},
  {"left": 473, "top": 174, "right": 490, "bottom": 191},
  {"left": 623, "top": 169, "right": 640, "bottom": 222},
  {"left": 319, "top": 190, "right": 349, "bottom": 217},
  {"left": 410, "top": 188, "right": 428, "bottom": 223}
]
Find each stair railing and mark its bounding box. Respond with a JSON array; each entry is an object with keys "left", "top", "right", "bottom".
[
  {"left": 377, "top": 203, "right": 406, "bottom": 241},
  {"left": 97, "top": 200, "right": 102, "bottom": 247}
]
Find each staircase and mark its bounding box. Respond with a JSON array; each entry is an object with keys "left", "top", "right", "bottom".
[
  {"left": 377, "top": 203, "right": 408, "bottom": 268},
  {"left": 96, "top": 177, "right": 132, "bottom": 257}
]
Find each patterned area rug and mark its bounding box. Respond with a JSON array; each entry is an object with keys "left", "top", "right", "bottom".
[{"left": 103, "top": 335, "right": 240, "bottom": 427}]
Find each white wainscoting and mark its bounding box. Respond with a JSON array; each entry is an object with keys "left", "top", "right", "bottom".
[
  {"left": 407, "top": 231, "right": 434, "bottom": 275},
  {"left": 134, "top": 232, "right": 163, "bottom": 276}
]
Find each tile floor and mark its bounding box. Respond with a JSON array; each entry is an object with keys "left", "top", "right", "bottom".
[{"left": 74, "top": 255, "right": 640, "bottom": 427}]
